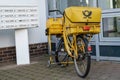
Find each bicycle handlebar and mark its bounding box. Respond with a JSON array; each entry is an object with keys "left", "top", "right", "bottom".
[{"left": 49, "top": 10, "right": 63, "bottom": 15}]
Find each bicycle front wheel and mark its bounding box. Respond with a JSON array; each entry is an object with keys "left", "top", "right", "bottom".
[{"left": 74, "top": 37, "right": 91, "bottom": 78}]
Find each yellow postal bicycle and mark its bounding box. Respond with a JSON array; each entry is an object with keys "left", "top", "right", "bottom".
[{"left": 46, "top": 7, "right": 101, "bottom": 78}]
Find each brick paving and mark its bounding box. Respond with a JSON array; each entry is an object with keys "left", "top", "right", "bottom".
[{"left": 0, "top": 54, "right": 120, "bottom": 80}]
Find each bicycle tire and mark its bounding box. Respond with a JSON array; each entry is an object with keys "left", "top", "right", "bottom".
[{"left": 74, "top": 36, "right": 91, "bottom": 78}]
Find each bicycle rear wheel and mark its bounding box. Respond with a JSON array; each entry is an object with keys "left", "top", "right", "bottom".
[{"left": 74, "top": 37, "right": 91, "bottom": 78}]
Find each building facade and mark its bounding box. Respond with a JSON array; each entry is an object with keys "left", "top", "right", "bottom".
[{"left": 0, "top": 0, "right": 120, "bottom": 64}]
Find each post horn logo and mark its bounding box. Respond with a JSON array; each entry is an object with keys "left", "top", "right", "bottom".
[{"left": 82, "top": 10, "right": 92, "bottom": 18}]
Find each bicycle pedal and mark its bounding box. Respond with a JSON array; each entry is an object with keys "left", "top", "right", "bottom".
[
  {"left": 47, "top": 60, "right": 51, "bottom": 67},
  {"left": 60, "top": 64, "right": 66, "bottom": 67},
  {"left": 60, "top": 64, "right": 69, "bottom": 67}
]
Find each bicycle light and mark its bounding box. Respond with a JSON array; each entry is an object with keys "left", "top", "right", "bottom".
[
  {"left": 83, "top": 26, "right": 90, "bottom": 31},
  {"left": 88, "top": 45, "right": 92, "bottom": 51}
]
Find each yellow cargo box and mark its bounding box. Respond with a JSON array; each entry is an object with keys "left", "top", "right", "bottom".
[
  {"left": 64, "top": 7, "right": 101, "bottom": 23},
  {"left": 63, "top": 7, "right": 101, "bottom": 34}
]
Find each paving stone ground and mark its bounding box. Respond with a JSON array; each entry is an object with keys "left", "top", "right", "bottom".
[{"left": 0, "top": 54, "right": 120, "bottom": 80}]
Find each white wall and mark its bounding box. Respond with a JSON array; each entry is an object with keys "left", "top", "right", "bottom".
[
  {"left": 0, "top": 0, "right": 47, "bottom": 48},
  {"left": 28, "top": 0, "right": 47, "bottom": 44}
]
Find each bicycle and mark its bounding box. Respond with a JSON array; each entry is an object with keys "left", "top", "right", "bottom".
[{"left": 46, "top": 7, "right": 101, "bottom": 78}]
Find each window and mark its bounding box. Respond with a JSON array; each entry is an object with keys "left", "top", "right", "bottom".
[
  {"left": 98, "top": 0, "right": 120, "bottom": 10},
  {"left": 48, "top": 0, "right": 93, "bottom": 16},
  {"left": 102, "top": 17, "right": 120, "bottom": 37},
  {"left": 98, "top": 0, "right": 120, "bottom": 40}
]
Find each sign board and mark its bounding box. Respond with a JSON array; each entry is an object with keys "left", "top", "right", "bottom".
[{"left": 0, "top": 0, "right": 39, "bottom": 29}]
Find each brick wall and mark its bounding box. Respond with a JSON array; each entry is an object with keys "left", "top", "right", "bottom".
[{"left": 0, "top": 43, "right": 48, "bottom": 63}]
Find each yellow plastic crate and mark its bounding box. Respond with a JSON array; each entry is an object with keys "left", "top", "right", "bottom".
[{"left": 46, "top": 18, "right": 63, "bottom": 35}]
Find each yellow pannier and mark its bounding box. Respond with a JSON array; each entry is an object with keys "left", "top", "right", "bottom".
[
  {"left": 63, "top": 7, "right": 101, "bottom": 34},
  {"left": 46, "top": 18, "right": 63, "bottom": 35}
]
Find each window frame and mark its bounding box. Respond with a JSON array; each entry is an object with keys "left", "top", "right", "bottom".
[{"left": 100, "top": 9, "right": 120, "bottom": 41}]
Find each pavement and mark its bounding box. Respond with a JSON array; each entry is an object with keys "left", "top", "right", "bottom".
[{"left": 0, "top": 54, "right": 120, "bottom": 80}]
